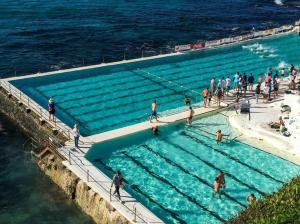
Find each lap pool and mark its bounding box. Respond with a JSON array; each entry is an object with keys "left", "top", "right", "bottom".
[
  {"left": 86, "top": 114, "right": 300, "bottom": 224},
  {"left": 9, "top": 33, "right": 300, "bottom": 136}
]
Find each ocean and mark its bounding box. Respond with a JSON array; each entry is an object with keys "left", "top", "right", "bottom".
[{"left": 0, "top": 0, "right": 299, "bottom": 223}]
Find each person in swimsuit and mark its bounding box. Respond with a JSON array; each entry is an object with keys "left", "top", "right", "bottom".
[
  {"left": 217, "top": 171, "right": 226, "bottom": 189},
  {"left": 48, "top": 98, "right": 56, "bottom": 123},
  {"left": 202, "top": 88, "right": 209, "bottom": 108},
  {"left": 247, "top": 193, "right": 256, "bottom": 204},
  {"left": 150, "top": 100, "right": 158, "bottom": 122},
  {"left": 187, "top": 106, "right": 194, "bottom": 125},
  {"left": 281, "top": 68, "right": 285, "bottom": 79},
  {"left": 152, "top": 126, "right": 159, "bottom": 136},
  {"left": 210, "top": 78, "right": 215, "bottom": 95},
  {"left": 216, "top": 87, "right": 223, "bottom": 108},
  {"left": 184, "top": 95, "right": 191, "bottom": 106},
  {"left": 213, "top": 177, "right": 221, "bottom": 198},
  {"left": 216, "top": 130, "right": 222, "bottom": 143}
]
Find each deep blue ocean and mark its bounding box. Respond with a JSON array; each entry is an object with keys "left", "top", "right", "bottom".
[{"left": 0, "top": 0, "right": 299, "bottom": 223}]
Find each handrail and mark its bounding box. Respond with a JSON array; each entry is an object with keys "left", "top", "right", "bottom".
[{"left": 0, "top": 80, "right": 154, "bottom": 223}]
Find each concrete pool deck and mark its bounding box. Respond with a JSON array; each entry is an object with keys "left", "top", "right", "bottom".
[{"left": 229, "top": 77, "right": 300, "bottom": 166}]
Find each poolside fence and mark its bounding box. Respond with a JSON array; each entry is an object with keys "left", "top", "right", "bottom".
[{"left": 175, "top": 20, "right": 300, "bottom": 52}]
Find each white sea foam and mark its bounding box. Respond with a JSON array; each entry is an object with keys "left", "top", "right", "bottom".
[
  {"left": 243, "top": 43, "right": 277, "bottom": 58},
  {"left": 274, "top": 0, "right": 284, "bottom": 6},
  {"left": 277, "top": 61, "right": 288, "bottom": 69}
]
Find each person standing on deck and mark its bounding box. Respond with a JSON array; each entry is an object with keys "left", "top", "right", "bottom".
[
  {"left": 111, "top": 170, "right": 124, "bottom": 200},
  {"left": 216, "top": 87, "right": 223, "bottom": 108},
  {"left": 255, "top": 84, "right": 261, "bottom": 103},
  {"left": 248, "top": 73, "right": 254, "bottom": 91},
  {"left": 210, "top": 77, "right": 216, "bottom": 95},
  {"left": 233, "top": 72, "right": 239, "bottom": 91},
  {"left": 187, "top": 106, "right": 194, "bottom": 125},
  {"left": 202, "top": 88, "right": 209, "bottom": 108},
  {"left": 150, "top": 100, "right": 158, "bottom": 122},
  {"left": 73, "top": 124, "right": 80, "bottom": 148},
  {"left": 225, "top": 76, "right": 231, "bottom": 96},
  {"left": 48, "top": 98, "right": 56, "bottom": 123}
]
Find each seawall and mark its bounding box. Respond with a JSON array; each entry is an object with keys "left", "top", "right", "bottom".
[{"left": 0, "top": 86, "right": 130, "bottom": 224}]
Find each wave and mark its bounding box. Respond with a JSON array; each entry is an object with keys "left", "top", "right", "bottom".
[{"left": 274, "top": 0, "right": 284, "bottom": 6}]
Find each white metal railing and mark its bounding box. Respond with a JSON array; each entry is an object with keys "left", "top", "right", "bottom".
[
  {"left": 0, "top": 80, "right": 72, "bottom": 140},
  {"left": 0, "top": 81, "right": 160, "bottom": 223}
]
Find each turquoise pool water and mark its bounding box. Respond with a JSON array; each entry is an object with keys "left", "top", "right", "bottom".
[
  {"left": 86, "top": 114, "right": 300, "bottom": 224},
  {"left": 10, "top": 33, "right": 300, "bottom": 136}
]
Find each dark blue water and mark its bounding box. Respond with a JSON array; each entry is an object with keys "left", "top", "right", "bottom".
[
  {"left": 0, "top": 0, "right": 299, "bottom": 78},
  {"left": 0, "top": 0, "right": 299, "bottom": 223}
]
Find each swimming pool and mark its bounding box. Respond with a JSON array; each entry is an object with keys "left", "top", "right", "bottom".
[
  {"left": 10, "top": 33, "right": 300, "bottom": 136},
  {"left": 86, "top": 114, "right": 300, "bottom": 224}
]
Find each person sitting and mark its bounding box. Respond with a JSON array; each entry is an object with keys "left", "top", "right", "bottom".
[
  {"left": 269, "top": 116, "right": 285, "bottom": 129},
  {"left": 247, "top": 193, "right": 256, "bottom": 204},
  {"left": 289, "top": 79, "right": 296, "bottom": 90}
]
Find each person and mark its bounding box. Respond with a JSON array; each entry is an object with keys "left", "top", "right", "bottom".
[
  {"left": 213, "top": 177, "right": 221, "bottom": 197},
  {"left": 111, "top": 170, "right": 124, "bottom": 200},
  {"left": 247, "top": 193, "right": 256, "bottom": 204},
  {"left": 150, "top": 100, "right": 158, "bottom": 122},
  {"left": 281, "top": 68, "right": 285, "bottom": 79},
  {"left": 221, "top": 77, "right": 226, "bottom": 94},
  {"left": 225, "top": 76, "right": 231, "bottom": 95},
  {"left": 187, "top": 106, "right": 194, "bottom": 125},
  {"left": 217, "top": 171, "right": 226, "bottom": 189},
  {"left": 263, "top": 84, "right": 269, "bottom": 103},
  {"left": 242, "top": 75, "right": 247, "bottom": 97},
  {"left": 273, "top": 79, "right": 279, "bottom": 98},
  {"left": 268, "top": 82, "right": 272, "bottom": 101},
  {"left": 216, "top": 87, "right": 223, "bottom": 108},
  {"left": 73, "top": 124, "right": 80, "bottom": 148},
  {"left": 235, "top": 91, "right": 241, "bottom": 109},
  {"left": 258, "top": 74, "right": 263, "bottom": 85},
  {"left": 202, "top": 88, "right": 209, "bottom": 108},
  {"left": 208, "top": 91, "right": 212, "bottom": 106},
  {"left": 184, "top": 95, "right": 191, "bottom": 106},
  {"left": 233, "top": 72, "right": 239, "bottom": 91},
  {"left": 210, "top": 77, "right": 215, "bottom": 95},
  {"left": 255, "top": 84, "right": 261, "bottom": 103},
  {"left": 215, "top": 130, "right": 222, "bottom": 143},
  {"left": 248, "top": 73, "right": 254, "bottom": 91},
  {"left": 289, "top": 79, "right": 296, "bottom": 90},
  {"left": 48, "top": 98, "right": 56, "bottom": 122},
  {"left": 152, "top": 126, "right": 159, "bottom": 136}
]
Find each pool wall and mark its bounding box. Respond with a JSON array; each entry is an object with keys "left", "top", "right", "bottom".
[
  {"left": 0, "top": 87, "right": 163, "bottom": 224},
  {"left": 1, "top": 21, "right": 300, "bottom": 224}
]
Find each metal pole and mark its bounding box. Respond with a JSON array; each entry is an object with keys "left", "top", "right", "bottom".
[
  {"left": 40, "top": 108, "right": 42, "bottom": 120},
  {"left": 87, "top": 170, "right": 89, "bottom": 182},
  {"left": 141, "top": 50, "right": 144, "bottom": 58},
  {"left": 133, "top": 206, "right": 137, "bottom": 222},
  {"left": 69, "top": 151, "right": 71, "bottom": 165},
  {"left": 27, "top": 97, "right": 30, "bottom": 107},
  {"left": 19, "top": 91, "right": 21, "bottom": 101},
  {"left": 109, "top": 188, "right": 112, "bottom": 201}
]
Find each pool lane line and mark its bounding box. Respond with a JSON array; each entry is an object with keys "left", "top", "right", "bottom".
[
  {"left": 78, "top": 93, "right": 186, "bottom": 128},
  {"left": 63, "top": 86, "right": 165, "bottom": 112},
  {"left": 181, "top": 131, "right": 285, "bottom": 185},
  {"left": 52, "top": 53, "right": 268, "bottom": 104},
  {"left": 121, "top": 151, "right": 227, "bottom": 223},
  {"left": 160, "top": 139, "right": 266, "bottom": 196},
  {"left": 94, "top": 159, "right": 188, "bottom": 224},
  {"left": 45, "top": 76, "right": 151, "bottom": 99},
  {"left": 37, "top": 71, "right": 144, "bottom": 93},
  {"left": 140, "top": 144, "right": 247, "bottom": 208}
]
